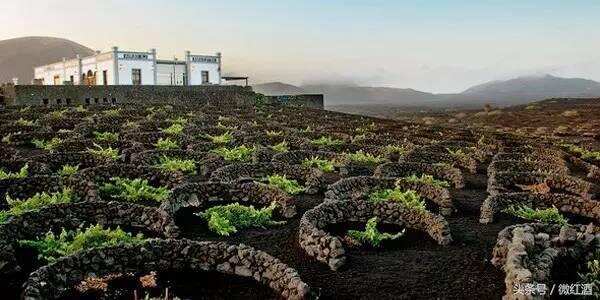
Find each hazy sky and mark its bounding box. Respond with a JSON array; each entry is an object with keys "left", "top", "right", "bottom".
[{"left": 2, "top": 0, "right": 600, "bottom": 93}]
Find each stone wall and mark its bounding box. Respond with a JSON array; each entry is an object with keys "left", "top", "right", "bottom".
[
  {"left": 0, "top": 201, "right": 178, "bottom": 278},
  {"left": 264, "top": 94, "right": 324, "bottom": 109},
  {"left": 23, "top": 239, "right": 310, "bottom": 300},
  {"left": 7, "top": 85, "right": 256, "bottom": 107},
  {"left": 299, "top": 199, "right": 452, "bottom": 270},
  {"left": 4, "top": 85, "right": 326, "bottom": 109},
  {"left": 491, "top": 223, "right": 599, "bottom": 299}
]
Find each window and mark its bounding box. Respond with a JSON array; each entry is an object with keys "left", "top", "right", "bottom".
[
  {"left": 111, "top": 98, "right": 117, "bottom": 104},
  {"left": 70, "top": 75, "right": 74, "bottom": 83},
  {"left": 56, "top": 99, "right": 62, "bottom": 105},
  {"left": 103, "top": 98, "right": 108, "bottom": 104},
  {"left": 132, "top": 69, "right": 142, "bottom": 85},
  {"left": 201, "top": 71, "right": 209, "bottom": 84},
  {"left": 103, "top": 70, "right": 108, "bottom": 85},
  {"left": 66, "top": 98, "right": 72, "bottom": 105},
  {"left": 42, "top": 98, "right": 49, "bottom": 105},
  {"left": 85, "top": 98, "right": 90, "bottom": 105},
  {"left": 94, "top": 98, "right": 99, "bottom": 104}
]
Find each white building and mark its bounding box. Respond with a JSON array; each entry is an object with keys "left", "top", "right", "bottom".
[{"left": 33, "top": 47, "right": 222, "bottom": 86}]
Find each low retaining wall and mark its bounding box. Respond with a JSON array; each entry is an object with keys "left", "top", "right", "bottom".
[
  {"left": 480, "top": 192, "right": 600, "bottom": 223},
  {"left": 0, "top": 201, "right": 178, "bottom": 278},
  {"left": 491, "top": 223, "right": 599, "bottom": 299},
  {"left": 264, "top": 94, "right": 324, "bottom": 109},
  {"left": 487, "top": 171, "right": 596, "bottom": 199},
  {"left": 325, "top": 176, "right": 453, "bottom": 215},
  {"left": 299, "top": 199, "right": 452, "bottom": 270},
  {"left": 374, "top": 162, "right": 464, "bottom": 189},
  {"left": 210, "top": 162, "right": 324, "bottom": 194},
  {"left": 161, "top": 181, "right": 296, "bottom": 218},
  {"left": 23, "top": 239, "right": 310, "bottom": 299},
  {"left": 71, "top": 163, "right": 185, "bottom": 203},
  {"left": 7, "top": 85, "right": 256, "bottom": 107}
]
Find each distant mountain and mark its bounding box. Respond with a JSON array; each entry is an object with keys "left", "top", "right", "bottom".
[
  {"left": 460, "top": 74, "right": 600, "bottom": 104},
  {"left": 252, "top": 82, "right": 440, "bottom": 106},
  {"left": 252, "top": 82, "right": 306, "bottom": 96},
  {"left": 301, "top": 84, "right": 438, "bottom": 106},
  {"left": 254, "top": 74, "right": 600, "bottom": 108},
  {"left": 0, "top": 36, "right": 95, "bottom": 84}
]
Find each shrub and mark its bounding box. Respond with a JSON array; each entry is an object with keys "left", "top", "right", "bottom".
[
  {"left": 0, "top": 188, "right": 74, "bottom": 223},
  {"left": 155, "top": 138, "right": 179, "bottom": 150},
  {"left": 122, "top": 121, "right": 140, "bottom": 130},
  {"left": 32, "top": 138, "right": 62, "bottom": 151},
  {"left": 582, "top": 151, "right": 600, "bottom": 161},
  {"left": 383, "top": 145, "right": 408, "bottom": 156},
  {"left": 502, "top": 205, "right": 568, "bottom": 225},
  {"left": 368, "top": 188, "right": 426, "bottom": 212},
  {"left": 355, "top": 122, "right": 376, "bottom": 134},
  {"left": 206, "top": 132, "right": 233, "bottom": 145},
  {"left": 400, "top": 174, "right": 449, "bottom": 188},
  {"left": 102, "top": 108, "right": 122, "bottom": 117},
  {"left": 311, "top": 136, "right": 344, "bottom": 147},
  {"left": 99, "top": 177, "right": 171, "bottom": 203},
  {"left": 2, "top": 133, "right": 13, "bottom": 144},
  {"left": 302, "top": 157, "right": 335, "bottom": 172},
  {"left": 216, "top": 121, "right": 237, "bottom": 130},
  {"left": 0, "top": 164, "right": 28, "bottom": 180},
  {"left": 75, "top": 105, "right": 87, "bottom": 113},
  {"left": 198, "top": 202, "right": 283, "bottom": 236},
  {"left": 300, "top": 126, "right": 313, "bottom": 133},
  {"left": 211, "top": 145, "right": 255, "bottom": 161},
  {"left": 446, "top": 148, "right": 469, "bottom": 160},
  {"left": 155, "top": 156, "right": 196, "bottom": 174},
  {"left": 160, "top": 123, "right": 184, "bottom": 135},
  {"left": 344, "top": 150, "right": 385, "bottom": 165},
  {"left": 49, "top": 109, "right": 68, "bottom": 119},
  {"left": 578, "top": 250, "right": 600, "bottom": 294},
  {"left": 265, "top": 130, "right": 283, "bottom": 137},
  {"left": 168, "top": 117, "right": 188, "bottom": 125},
  {"left": 266, "top": 174, "right": 305, "bottom": 195},
  {"left": 58, "top": 164, "right": 79, "bottom": 177},
  {"left": 561, "top": 110, "right": 579, "bottom": 117},
  {"left": 93, "top": 131, "right": 119, "bottom": 143},
  {"left": 270, "top": 141, "right": 289, "bottom": 153},
  {"left": 352, "top": 134, "right": 368, "bottom": 142},
  {"left": 347, "top": 217, "right": 405, "bottom": 247},
  {"left": 15, "top": 118, "right": 34, "bottom": 126},
  {"left": 87, "top": 144, "right": 119, "bottom": 160},
  {"left": 19, "top": 224, "right": 145, "bottom": 262}
]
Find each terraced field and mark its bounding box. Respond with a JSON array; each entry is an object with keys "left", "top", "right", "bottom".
[{"left": 0, "top": 102, "right": 598, "bottom": 299}]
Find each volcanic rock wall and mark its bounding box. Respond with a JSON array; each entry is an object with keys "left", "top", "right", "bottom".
[{"left": 2, "top": 85, "right": 325, "bottom": 109}]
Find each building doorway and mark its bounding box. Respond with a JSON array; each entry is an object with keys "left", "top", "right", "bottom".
[{"left": 84, "top": 70, "right": 96, "bottom": 85}]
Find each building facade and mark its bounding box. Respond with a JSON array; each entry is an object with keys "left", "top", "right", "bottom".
[{"left": 33, "top": 47, "right": 221, "bottom": 86}]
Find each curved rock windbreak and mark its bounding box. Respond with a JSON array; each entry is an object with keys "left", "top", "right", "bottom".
[
  {"left": 299, "top": 199, "right": 452, "bottom": 270},
  {"left": 23, "top": 239, "right": 310, "bottom": 300},
  {"left": 0, "top": 201, "right": 178, "bottom": 278},
  {"left": 161, "top": 180, "right": 296, "bottom": 218}
]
